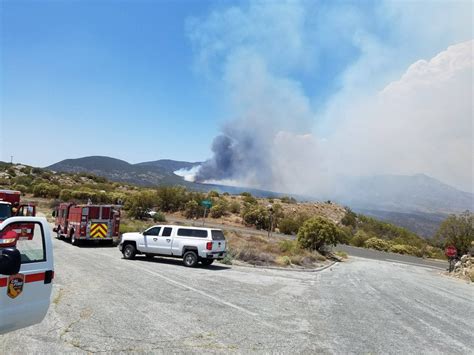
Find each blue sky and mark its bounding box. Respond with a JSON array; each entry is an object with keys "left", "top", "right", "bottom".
[
  {"left": 2, "top": 0, "right": 223, "bottom": 165},
  {"left": 1, "top": 0, "right": 370, "bottom": 166},
  {"left": 1, "top": 0, "right": 472, "bottom": 192}
]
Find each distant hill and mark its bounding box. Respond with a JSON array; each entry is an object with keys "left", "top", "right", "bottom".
[
  {"left": 356, "top": 209, "right": 448, "bottom": 238},
  {"left": 47, "top": 156, "right": 192, "bottom": 187},
  {"left": 330, "top": 174, "right": 473, "bottom": 238},
  {"left": 333, "top": 174, "right": 473, "bottom": 214},
  {"left": 46, "top": 156, "right": 473, "bottom": 237}
]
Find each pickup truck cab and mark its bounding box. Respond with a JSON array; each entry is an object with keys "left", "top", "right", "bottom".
[
  {"left": 119, "top": 225, "right": 227, "bottom": 267},
  {"left": 0, "top": 217, "right": 54, "bottom": 334}
]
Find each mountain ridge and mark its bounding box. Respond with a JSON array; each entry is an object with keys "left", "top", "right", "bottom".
[{"left": 45, "top": 155, "right": 473, "bottom": 237}]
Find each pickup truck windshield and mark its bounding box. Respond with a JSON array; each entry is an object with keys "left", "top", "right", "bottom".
[{"left": 0, "top": 204, "right": 12, "bottom": 219}]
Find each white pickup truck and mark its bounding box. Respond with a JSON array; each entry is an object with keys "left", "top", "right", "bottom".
[
  {"left": 0, "top": 217, "right": 54, "bottom": 334},
  {"left": 119, "top": 225, "right": 227, "bottom": 267}
]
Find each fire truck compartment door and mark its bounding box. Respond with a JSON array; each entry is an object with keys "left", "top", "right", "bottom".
[{"left": 0, "top": 217, "right": 54, "bottom": 335}]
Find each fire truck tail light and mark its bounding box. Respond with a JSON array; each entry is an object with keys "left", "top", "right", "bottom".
[{"left": 80, "top": 223, "right": 87, "bottom": 236}]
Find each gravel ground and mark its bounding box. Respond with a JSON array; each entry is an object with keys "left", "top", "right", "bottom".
[{"left": 1, "top": 236, "right": 472, "bottom": 354}]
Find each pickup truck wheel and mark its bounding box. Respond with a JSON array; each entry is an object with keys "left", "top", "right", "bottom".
[
  {"left": 183, "top": 251, "right": 198, "bottom": 267},
  {"left": 201, "top": 259, "right": 214, "bottom": 266},
  {"left": 123, "top": 244, "right": 136, "bottom": 260}
]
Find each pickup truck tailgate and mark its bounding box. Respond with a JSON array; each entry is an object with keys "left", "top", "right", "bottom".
[{"left": 211, "top": 230, "right": 226, "bottom": 252}]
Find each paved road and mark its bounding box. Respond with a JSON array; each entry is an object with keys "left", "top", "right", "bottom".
[
  {"left": 333, "top": 245, "right": 447, "bottom": 270},
  {"left": 1, "top": 233, "right": 472, "bottom": 353},
  {"left": 167, "top": 216, "right": 448, "bottom": 270}
]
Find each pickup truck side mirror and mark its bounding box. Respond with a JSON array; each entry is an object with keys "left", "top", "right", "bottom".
[{"left": 0, "top": 248, "right": 21, "bottom": 275}]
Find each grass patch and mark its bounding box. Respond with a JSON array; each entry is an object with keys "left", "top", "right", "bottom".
[
  {"left": 335, "top": 251, "right": 348, "bottom": 259},
  {"left": 224, "top": 231, "right": 325, "bottom": 267}
]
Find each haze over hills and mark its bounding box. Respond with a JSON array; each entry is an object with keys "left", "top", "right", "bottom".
[
  {"left": 46, "top": 155, "right": 473, "bottom": 237},
  {"left": 136, "top": 159, "right": 202, "bottom": 173}
]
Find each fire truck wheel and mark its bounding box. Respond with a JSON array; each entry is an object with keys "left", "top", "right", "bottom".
[
  {"left": 71, "top": 234, "right": 79, "bottom": 246},
  {"left": 56, "top": 230, "right": 63, "bottom": 240},
  {"left": 123, "top": 244, "right": 136, "bottom": 259}
]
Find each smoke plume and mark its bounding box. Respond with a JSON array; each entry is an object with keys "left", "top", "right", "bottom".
[{"left": 187, "top": 1, "right": 473, "bottom": 194}]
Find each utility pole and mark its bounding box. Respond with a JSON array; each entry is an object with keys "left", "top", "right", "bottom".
[
  {"left": 10, "top": 156, "right": 13, "bottom": 164},
  {"left": 267, "top": 204, "right": 273, "bottom": 238}
]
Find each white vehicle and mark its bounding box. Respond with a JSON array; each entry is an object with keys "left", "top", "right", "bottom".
[
  {"left": 119, "top": 225, "right": 227, "bottom": 267},
  {"left": 0, "top": 217, "right": 54, "bottom": 334}
]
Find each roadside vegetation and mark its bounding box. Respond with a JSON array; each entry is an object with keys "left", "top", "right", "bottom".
[{"left": 2, "top": 162, "right": 472, "bottom": 262}]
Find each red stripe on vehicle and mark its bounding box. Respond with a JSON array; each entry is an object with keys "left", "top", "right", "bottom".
[
  {"left": 25, "top": 272, "right": 45, "bottom": 283},
  {"left": 0, "top": 271, "right": 53, "bottom": 286}
]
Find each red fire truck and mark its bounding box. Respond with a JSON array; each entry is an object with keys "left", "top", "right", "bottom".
[
  {"left": 0, "top": 190, "right": 36, "bottom": 223},
  {"left": 53, "top": 203, "right": 120, "bottom": 245}
]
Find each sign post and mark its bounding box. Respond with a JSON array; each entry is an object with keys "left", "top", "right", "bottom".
[
  {"left": 200, "top": 200, "right": 212, "bottom": 226},
  {"left": 445, "top": 245, "right": 457, "bottom": 272}
]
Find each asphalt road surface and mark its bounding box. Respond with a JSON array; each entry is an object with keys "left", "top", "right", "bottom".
[{"left": 1, "top": 232, "right": 472, "bottom": 354}]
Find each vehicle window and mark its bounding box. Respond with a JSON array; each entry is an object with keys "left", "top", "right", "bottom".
[
  {"left": 211, "top": 230, "right": 225, "bottom": 240},
  {"left": 145, "top": 227, "right": 161, "bottom": 236},
  {"left": 177, "top": 228, "right": 208, "bottom": 238},
  {"left": 162, "top": 227, "right": 172, "bottom": 237},
  {"left": 18, "top": 206, "right": 35, "bottom": 216},
  {"left": 0, "top": 204, "right": 12, "bottom": 219},
  {"left": 1, "top": 222, "right": 46, "bottom": 263}
]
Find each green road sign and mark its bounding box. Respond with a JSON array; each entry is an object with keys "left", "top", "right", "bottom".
[{"left": 201, "top": 200, "right": 212, "bottom": 208}]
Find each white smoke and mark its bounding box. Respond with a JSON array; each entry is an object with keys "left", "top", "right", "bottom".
[{"left": 187, "top": 0, "right": 473, "bottom": 194}]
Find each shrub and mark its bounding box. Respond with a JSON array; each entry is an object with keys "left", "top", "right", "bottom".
[
  {"left": 280, "top": 196, "right": 297, "bottom": 204},
  {"left": 279, "top": 239, "right": 298, "bottom": 254},
  {"left": 152, "top": 212, "right": 166, "bottom": 222},
  {"left": 184, "top": 200, "right": 203, "bottom": 219},
  {"left": 341, "top": 207, "right": 357, "bottom": 228},
  {"left": 59, "top": 189, "right": 72, "bottom": 202},
  {"left": 125, "top": 191, "right": 156, "bottom": 220},
  {"left": 241, "top": 205, "right": 269, "bottom": 230},
  {"left": 209, "top": 200, "right": 229, "bottom": 218},
  {"left": 219, "top": 253, "right": 233, "bottom": 265},
  {"left": 7, "top": 168, "right": 16, "bottom": 177},
  {"left": 12, "top": 184, "right": 27, "bottom": 194},
  {"left": 32, "top": 183, "right": 60, "bottom": 198},
  {"left": 276, "top": 255, "right": 292, "bottom": 266},
  {"left": 208, "top": 190, "right": 220, "bottom": 198},
  {"left": 364, "top": 237, "right": 392, "bottom": 251},
  {"left": 156, "top": 186, "right": 188, "bottom": 212},
  {"left": 335, "top": 251, "right": 348, "bottom": 259},
  {"left": 278, "top": 217, "right": 300, "bottom": 235},
  {"left": 242, "top": 195, "right": 258, "bottom": 205},
  {"left": 338, "top": 226, "right": 353, "bottom": 245},
  {"left": 390, "top": 244, "right": 420, "bottom": 255},
  {"left": 434, "top": 211, "right": 474, "bottom": 256},
  {"left": 229, "top": 201, "right": 241, "bottom": 214},
  {"left": 349, "top": 230, "right": 370, "bottom": 247},
  {"left": 297, "top": 217, "right": 340, "bottom": 252}
]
